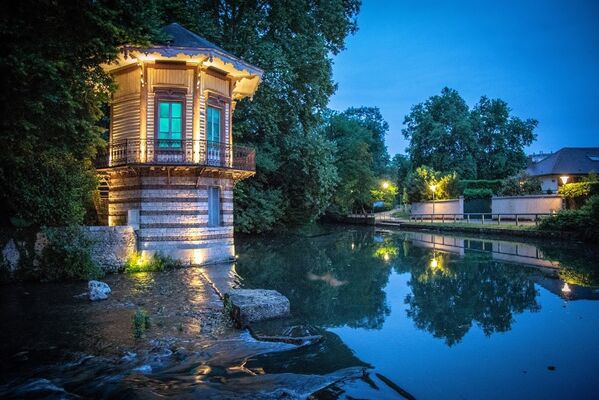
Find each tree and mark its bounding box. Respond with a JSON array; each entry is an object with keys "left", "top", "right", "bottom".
[
  {"left": 340, "top": 107, "right": 390, "bottom": 176},
  {"left": 498, "top": 172, "right": 542, "bottom": 196},
  {"left": 470, "top": 97, "right": 537, "bottom": 179},
  {"left": 402, "top": 88, "right": 538, "bottom": 180},
  {"left": 404, "top": 166, "right": 459, "bottom": 203},
  {"left": 403, "top": 88, "right": 477, "bottom": 178},
  {"left": 0, "top": 0, "right": 160, "bottom": 226}
]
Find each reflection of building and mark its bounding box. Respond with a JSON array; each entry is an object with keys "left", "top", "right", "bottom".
[
  {"left": 525, "top": 147, "right": 599, "bottom": 192},
  {"left": 533, "top": 276, "right": 599, "bottom": 301},
  {"left": 96, "top": 23, "right": 262, "bottom": 263},
  {"left": 403, "top": 231, "right": 559, "bottom": 269}
]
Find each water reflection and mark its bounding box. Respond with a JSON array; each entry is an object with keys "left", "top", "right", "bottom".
[{"left": 235, "top": 227, "right": 599, "bottom": 345}]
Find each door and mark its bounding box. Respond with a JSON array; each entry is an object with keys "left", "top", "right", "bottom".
[
  {"left": 206, "top": 106, "right": 221, "bottom": 166},
  {"left": 157, "top": 100, "right": 183, "bottom": 162}
]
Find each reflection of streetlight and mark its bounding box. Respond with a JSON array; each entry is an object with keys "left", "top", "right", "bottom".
[
  {"left": 560, "top": 176, "right": 569, "bottom": 185},
  {"left": 383, "top": 253, "right": 390, "bottom": 262},
  {"left": 562, "top": 282, "right": 571, "bottom": 293},
  {"left": 430, "top": 258, "right": 438, "bottom": 269},
  {"left": 429, "top": 184, "right": 437, "bottom": 216}
]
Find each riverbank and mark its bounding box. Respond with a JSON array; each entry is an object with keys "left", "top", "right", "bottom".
[{"left": 372, "top": 220, "right": 582, "bottom": 241}]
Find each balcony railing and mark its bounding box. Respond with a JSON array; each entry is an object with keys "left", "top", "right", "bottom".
[{"left": 95, "top": 139, "right": 255, "bottom": 172}]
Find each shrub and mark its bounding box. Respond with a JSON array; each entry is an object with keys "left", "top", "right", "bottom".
[
  {"left": 132, "top": 309, "right": 150, "bottom": 338},
  {"left": 457, "top": 179, "right": 503, "bottom": 194},
  {"left": 124, "top": 252, "right": 184, "bottom": 273},
  {"left": 539, "top": 195, "right": 599, "bottom": 242},
  {"left": 559, "top": 181, "right": 599, "bottom": 208},
  {"left": 498, "top": 173, "right": 542, "bottom": 196},
  {"left": 37, "top": 226, "right": 103, "bottom": 281},
  {"left": 404, "top": 166, "right": 459, "bottom": 203},
  {"left": 463, "top": 188, "right": 493, "bottom": 200}
]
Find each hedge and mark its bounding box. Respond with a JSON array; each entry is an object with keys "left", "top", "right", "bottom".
[
  {"left": 463, "top": 188, "right": 493, "bottom": 200},
  {"left": 457, "top": 179, "right": 503, "bottom": 194},
  {"left": 559, "top": 182, "right": 599, "bottom": 208}
]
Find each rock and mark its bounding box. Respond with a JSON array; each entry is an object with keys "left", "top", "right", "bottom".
[
  {"left": 2, "top": 239, "right": 20, "bottom": 272},
  {"left": 226, "top": 289, "right": 290, "bottom": 328},
  {"left": 88, "top": 280, "right": 111, "bottom": 301}
]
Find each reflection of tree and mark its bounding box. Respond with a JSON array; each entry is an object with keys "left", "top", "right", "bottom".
[
  {"left": 537, "top": 244, "right": 599, "bottom": 286},
  {"left": 395, "top": 246, "right": 540, "bottom": 346},
  {"left": 235, "top": 230, "right": 392, "bottom": 329}
]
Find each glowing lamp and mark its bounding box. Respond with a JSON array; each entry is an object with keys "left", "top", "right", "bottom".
[
  {"left": 382, "top": 181, "right": 390, "bottom": 189},
  {"left": 561, "top": 283, "right": 571, "bottom": 293},
  {"left": 430, "top": 258, "right": 438, "bottom": 269},
  {"left": 560, "top": 176, "right": 569, "bottom": 185}
]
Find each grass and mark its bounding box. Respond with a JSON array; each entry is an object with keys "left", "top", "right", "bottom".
[
  {"left": 132, "top": 309, "right": 150, "bottom": 338},
  {"left": 124, "top": 252, "right": 184, "bottom": 273}
]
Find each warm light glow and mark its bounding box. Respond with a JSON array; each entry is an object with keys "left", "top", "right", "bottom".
[
  {"left": 562, "top": 283, "right": 571, "bottom": 293},
  {"left": 430, "top": 258, "right": 439, "bottom": 269},
  {"left": 429, "top": 184, "right": 437, "bottom": 192},
  {"left": 351, "top": 242, "right": 355, "bottom": 250},
  {"left": 560, "top": 176, "right": 570, "bottom": 185},
  {"left": 381, "top": 181, "right": 390, "bottom": 189},
  {"left": 383, "top": 253, "right": 390, "bottom": 262}
]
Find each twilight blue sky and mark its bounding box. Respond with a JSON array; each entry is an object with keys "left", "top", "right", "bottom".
[{"left": 328, "top": 0, "right": 599, "bottom": 157}]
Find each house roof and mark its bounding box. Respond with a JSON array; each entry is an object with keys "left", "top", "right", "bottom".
[
  {"left": 525, "top": 147, "right": 599, "bottom": 176},
  {"left": 137, "top": 22, "right": 263, "bottom": 77}
]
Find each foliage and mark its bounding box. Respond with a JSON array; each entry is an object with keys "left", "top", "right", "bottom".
[
  {"left": 498, "top": 172, "right": 542, "bottom": 196},
  {"left": 457, "top": 179, "right": 503, "bottom": 194},
  {"left": 132, "top": 309, "right": 151, "bottom": 338},
  {"left": 370, "top": 182, "right": 399, "bottom": 210},
  {"left": 0, "top": 0, "right": 160, "bottom": 226},
  {"left": 124, "top": 252, "right": 184, "bottom": 273},
  {"left": 402, "top": 87, "right": 536, "bottom": 180},
  {"left": 404, "top": 166, "right": 459, "bottom": 203},
  {"left": 539, "top": 195, "right": 599, "bottom": 242},
  {"left": 559, "top": 182, "right": 599, "bottom": 199},
  {"left": 37, "top": 226, "right": 104, "bottom": 281},
  {"left": 463, "top": 188, "right": 493, "bottom": 200}
]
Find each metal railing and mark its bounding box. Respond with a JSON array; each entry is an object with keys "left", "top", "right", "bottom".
[
  {"left": 95, "top": 139, "right": 256, "bottom": 171},
  {"left": 376, "top": 212, "right": 555, "bottom": 226}
]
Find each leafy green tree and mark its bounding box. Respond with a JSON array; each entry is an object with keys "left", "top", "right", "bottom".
[
  {"left": 404, "top": 166, "right": 459, "bottom": 203},
  {"left": 403, "top": 88, "right": 537, "bottom": 180},
  {"left": 403, "top": 88, "right": 477, "bottom": 178},
  {"left": 0, "top": 0, "right": 160, "bottom": 226},
  {"left": 371, "top": 182, "right": 399, "bottom": 209},
  {"left": 498, "top": 172, "right": 542, "bottom": 196},
  {"left": 470, "top": 96, "right": 537, "bottom": 179},
  {"left": 340, "top": 107, "right": 390, "bottom": 175}
]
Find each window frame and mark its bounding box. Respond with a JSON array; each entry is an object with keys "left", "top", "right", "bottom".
[
  {"left": 207, "top": 186, "right": 222, "bottom": 227},
  {"left": 154, "top": 89, "right": 187, "bottom": 153}
]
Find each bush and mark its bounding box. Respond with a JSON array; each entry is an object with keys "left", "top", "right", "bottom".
[
  {"left": 404, "top": 166, "right": 459, "bottom": 203},
  {"left": 37, "top": 226, "right": 103, "bottom": 281},
  {"left": 559, "top": 181, "right": 599, "bottom": 208},
  {"left": 132, "top": 309, "right": 150, "bottom": 338},
  {"left": 463, "top": 188, "right": 493, "bottom": 200},
  {"left": 539, "top": 195, "right": 599, "bottom": 242},
  {"left": 124, "top": 252, "right": 184, "bottom": 273},
  {"left": 457, "top": 179, "right": 503, "bottom": 194},
  {"left": 498, "top": 173, "right": 542, "bottom": 196}
]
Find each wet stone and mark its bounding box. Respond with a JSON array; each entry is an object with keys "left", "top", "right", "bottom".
[
  {"left": 226, "top": 289, "right": 291, "bottom": 327},
  {"left": 88, "top": 280, "right": 111, "bottom": 301}
]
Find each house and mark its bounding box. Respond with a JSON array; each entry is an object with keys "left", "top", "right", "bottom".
[
  {"left": 96, "top": 23, "right": 262, "bottom": 264},
  {"left": 525, "top": 147, "right": 599, "bottom": 193}
]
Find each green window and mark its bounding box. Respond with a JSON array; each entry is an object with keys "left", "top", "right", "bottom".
[
  {"left": 207, "top": 106, "right": 221, "bottom": 143},
  {"left": 158, "top": 101, "right": 182, "bottom": 148}
]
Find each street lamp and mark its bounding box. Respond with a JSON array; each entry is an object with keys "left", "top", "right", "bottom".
[
  {"left": 560, "top": 176, "right": 569, "bottom": 185},
  {"left": 382, "top": 181, "right": 390, "bottom": 189},
  {"left": 429, "top": 184, "right": 437, "bottom": 216}
]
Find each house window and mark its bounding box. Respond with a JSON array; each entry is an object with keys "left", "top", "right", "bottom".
[
  {"left": 207, "top": 106, "right": 221, "bottom": 143},
  {"left": 208, "top": 186, "right": 221, "bottom": 227},
  {"left": 158, "top": 101, "right": 182, "bottom": 148}
]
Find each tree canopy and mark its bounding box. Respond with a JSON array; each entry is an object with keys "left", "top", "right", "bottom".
[{"left": 402, "top": 87, "right": 537, "bottom": 180}]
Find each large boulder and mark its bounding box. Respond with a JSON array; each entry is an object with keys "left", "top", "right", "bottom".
[
  {"left": 88, "top": 280, "right": 111, "bottom": 301},
  {"left": 225, "top": 289, "right": 290, "bottom": 328}
]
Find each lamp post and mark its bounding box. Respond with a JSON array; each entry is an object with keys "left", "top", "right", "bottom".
[
  {"left": 560, "top": 176, "right": 569, "bottom": 185},
  {"left": 429, "top": 184, "right": 437, "bottom": 217}
]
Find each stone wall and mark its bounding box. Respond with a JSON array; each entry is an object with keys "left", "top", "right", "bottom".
[
  {"left": 491, "top": 194, "right": 563, "bottom": 219},
  {"left": 411, "top": 197, "right": 464, "bottom": 218},
  {"left": 85, "top": 226, "right": 137, "bottom": 272}
]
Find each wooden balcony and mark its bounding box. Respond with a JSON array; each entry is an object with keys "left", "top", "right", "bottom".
[{"left": 95, "top": 139, "right": 256, "bottom": 175}]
